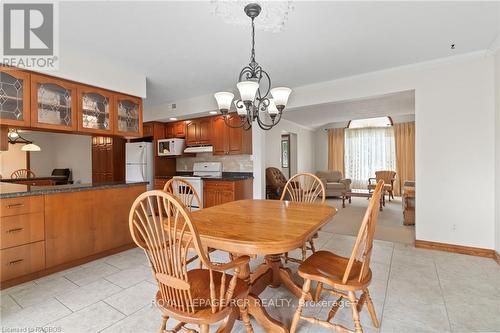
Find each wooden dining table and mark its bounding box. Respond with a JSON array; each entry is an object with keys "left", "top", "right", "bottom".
[{"left": 191, "top": 199, "right": 337, "bottom": 333}]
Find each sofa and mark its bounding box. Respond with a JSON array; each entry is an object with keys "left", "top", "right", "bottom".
[{"left": 315, "top": 171, "right": 351, "bottom": 197}]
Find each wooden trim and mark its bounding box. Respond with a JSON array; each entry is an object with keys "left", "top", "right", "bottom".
[
  {"left": 495, "top": 251, "right": 500, "bottom": 265},
  {"left": 0, "top": 243, "right": 136, "bottom": 289},
  {"left": 415, "top": 240, "right": 495, "bottom": 259}
]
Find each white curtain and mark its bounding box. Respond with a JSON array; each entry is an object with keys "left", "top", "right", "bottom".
[{"left": 344, "top": 127, "right": 396, "bottom": 189}]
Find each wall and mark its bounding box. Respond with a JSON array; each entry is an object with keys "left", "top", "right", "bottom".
[
  {"left": 495, "top": 48, "right": 500, "bottom": 255},
  {"left": 21, "top": 131, "right": 92, "bottom": 183},
  {"left": 37, "top": 48, "right": 147, "bottom": 98},
  {"left": 176, "top": 153, "right": 252, "bottom": 172},
  {"left": 265, "top": 119, "right": 315, "bottom": 174},
  {"left": 304, "top": 52, "right": 495, "bottom": 250},
  {"left": 0, "top": 144, "right": 27, "bottom": 178}
]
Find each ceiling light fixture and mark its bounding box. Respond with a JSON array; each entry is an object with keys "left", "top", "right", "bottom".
[
  {"left": 209, "top": 111, "right": 218, "bottom": 115},
  {"left": 214, "top": 3, "right": 292, "bottom": 131},
  {"left": 7, "top": 129, "right": 42, "bottom": 151},
  {"left": 169, "top": 117, "right": 178, "bottom": 121}
]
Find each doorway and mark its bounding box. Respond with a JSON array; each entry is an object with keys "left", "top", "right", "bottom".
[{"left": 281, "top": 133, "right": 297, "bottom": 179}]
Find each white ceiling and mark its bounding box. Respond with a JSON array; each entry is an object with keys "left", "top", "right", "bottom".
[
  {"left": 284, "top": 90, "right": 415, "bottom": 129},
  {"left": 60, "top": 1, "right": 499, "bottom": 106}
]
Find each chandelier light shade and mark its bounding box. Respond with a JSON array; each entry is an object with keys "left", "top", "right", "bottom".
[
  {"left": 214, "top": 3, "right": 292, "bottom": 130},
  {"left": 214, "top": 92, "right": 234, "bottom": 113},
  {"left": 270, "top": 87, "right": 292, "bottom": 109},
  {"left": 236, "top": 81, "right": 259, "bottom": 102}
]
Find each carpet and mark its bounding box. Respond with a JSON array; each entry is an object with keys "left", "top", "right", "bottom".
[{"left": 322, "top": 196, "right": 415, "bottom": 245}]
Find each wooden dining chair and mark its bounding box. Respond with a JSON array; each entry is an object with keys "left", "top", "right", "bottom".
[
  {"left": 164, "top": 177, "right": 216, "bottom": 268},
  {"left": 290, "top": 180, "right": 384, "bottom": 333},
  {"left": 163, "top": 178, "right": 201, "bottom": 211},
  {"left": 280, "top": 172, "right": 326, "bottom": 263},
  {"left": 11, "top": 169, "right": 35, "bottom": 179},
  {"left": 129, "top": 190, "right": 253, "bottom": 333}
]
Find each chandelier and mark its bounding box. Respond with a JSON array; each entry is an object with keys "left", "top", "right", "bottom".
[{"left": 214, "top": 3, "right": 292, "bottom": 131}]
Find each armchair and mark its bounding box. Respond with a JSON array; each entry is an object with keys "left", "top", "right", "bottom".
[
  {"left": 368, "top": 170, "right": 396, "bottom": 200},
  {"left": 266, "top": 167, "right": 288, "bottom": 199},
  {"left": 315, "top": 171, "right": 351, "bottom": 197}
]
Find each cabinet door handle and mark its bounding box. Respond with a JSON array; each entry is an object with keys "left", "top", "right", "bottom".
[
  {"left": 7, "top": 227, "right": 24, "bottom": 233},
  {"left": 9, "top": 259, "right": 24, "bottom": 265},
  {"left": 7, "top": 203, "right": 24, "bottom": 208}
]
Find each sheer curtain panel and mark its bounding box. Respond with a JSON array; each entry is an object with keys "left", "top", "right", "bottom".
[{"left": 344, "top": 127, "right": 396, "bottom": 189}]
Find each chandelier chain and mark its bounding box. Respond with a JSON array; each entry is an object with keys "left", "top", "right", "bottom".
[{"left": 251, "top": 18, "right": 256, "bottom": 63}]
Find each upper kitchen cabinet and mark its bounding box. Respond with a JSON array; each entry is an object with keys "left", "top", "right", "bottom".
[
  {"left": 114, "top": 94, "right": 143, "bottom": 137},
  {"left": 77, "top": 86, "right": 114, "bottom": 134},
  {"left": 0, "top": 68, "right": 31, "bottom": 127},
  {"left": 165, "top": 121, "right": 186, "bottom": 139},
  {"left": 212, "top": 114, "right": 252, "bottom": 155},
  {"left": 30, "top": 74, "right": 78, "bottom": 132},
  {"left": 186, "top": 117, "right": 211, "bottom": 145}
]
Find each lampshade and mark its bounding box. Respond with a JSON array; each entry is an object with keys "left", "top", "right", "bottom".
[
  {"left": 270, "top": 87, "right": 291, "bottom": 107},
  {"left": 237, "top": 81, "right": 259, "bottom": 102},
  {"left": 234, "top": 101, "right": 247, "bottom": 116},
  {"left": 267, "top": 99, "right": 279, "bottom": 115},
  {"left": 214, "top": 92, "right": 234, "bottom": 111},
  {"left": 21, "top": 143, "right": 41, "bottom": 152}
]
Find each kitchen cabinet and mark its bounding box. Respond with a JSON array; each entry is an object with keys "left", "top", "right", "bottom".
[
  {"left": 44, "top": 185, "right": 144, "bottom": 268},
  {"left": 77, "top": 86, "right": 114, "bottom": 134},
  {"left": 166, "top": 121, "right": 186, "bottom": 138},
  {"left": 154, "top": 178, "right": 168, "bottom": 190},
  {"left": 203, "top": 179, "right": 253, "bottom": 208},
  {"left": 30, "top": 74, "right": 78, "bottom": 131},
  {"left": 0, "top": 196, "right": 45, "bottom": 283},
  {"left": 114, "top": 93, "right": 143, "bottom": 137},
  {"left": 0, "top": 68, "right": 31, "bottom": 127},
  {"left": 212, "top": 114, "right": 252, "bottom": 155},
  {"left": 143, "top": 122, "right": 154, "bottom": 137},
  {"left": 186, "top": 117, "right": 212, "bottom": 145},
  {"left": 92, "top": 136, "right": 125, "bottom": 184}
]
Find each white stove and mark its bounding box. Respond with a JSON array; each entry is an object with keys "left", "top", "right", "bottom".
[{"left": 173, "top": 162, "right": 222, "bottom": 210}]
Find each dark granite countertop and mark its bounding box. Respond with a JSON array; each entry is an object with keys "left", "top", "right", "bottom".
[
  {"left": 1, "top": 176, "right": 68, "bottom": 183},
  {"left": 156, "top": 172, "right": 253, "bottom": 181},
  {"left": 0, "top": 181, "right": 148, "bottom": 199}
]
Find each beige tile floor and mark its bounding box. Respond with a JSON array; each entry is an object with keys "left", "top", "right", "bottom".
[{"left": 1, "top": 202, "right": 499, "bottom": 333}]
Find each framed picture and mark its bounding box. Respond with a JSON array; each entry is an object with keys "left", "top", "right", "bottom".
[{"left": 281, "top": 139, "right": 289, "bottom": 168}]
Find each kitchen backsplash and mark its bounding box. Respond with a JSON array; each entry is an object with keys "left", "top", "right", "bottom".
[{"left": 176, "top": 153, "right": 253, "bottom": 172}]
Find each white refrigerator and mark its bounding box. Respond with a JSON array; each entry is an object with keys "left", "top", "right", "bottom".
[{"left": 126, "top": 142, "right": 154, "bottom": 190}]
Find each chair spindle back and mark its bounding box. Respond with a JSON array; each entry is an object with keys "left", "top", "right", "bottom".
[
  {"left": 163, "top": 178, "right": 201, "bottom": 211},
  {"left": 129, "top": 191, "right": 238, "bottom": 315},
  {"left": 280, "top": 172, "right": 326, "bottom": 204},
  {"left": 342, "top": 180, "right": 384, "bottom": 284}
]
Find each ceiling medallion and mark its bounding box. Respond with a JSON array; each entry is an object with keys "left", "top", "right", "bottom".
[
  {"left": 214, "top": 3, "right": 292, "bottom": 131},
  {"left": 211, "top": 0, "right": 294, "bottom": 33}
]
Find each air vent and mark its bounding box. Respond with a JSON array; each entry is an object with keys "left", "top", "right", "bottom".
[{"left": 171, "top": 103, "right": 177, "bottom": 109}]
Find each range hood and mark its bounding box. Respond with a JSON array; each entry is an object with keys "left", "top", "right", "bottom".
[{"left": 184, "top": 145, "right": 213, "bottom": 153}]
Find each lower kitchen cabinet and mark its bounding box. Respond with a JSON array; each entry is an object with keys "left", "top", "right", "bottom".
[
  {"left": 203, "top": 179, "right": 253, "bottom": 208},
  {"left": 44, "top": 185, "right": 144, "bottom": 268}
]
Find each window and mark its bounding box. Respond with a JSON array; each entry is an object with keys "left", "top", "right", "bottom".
[
  {"left": 348, "top": 116, "right": 393, "bottom": 129},
  {"left": 344, "top": 117, "right": 396, "bottom": 188}
]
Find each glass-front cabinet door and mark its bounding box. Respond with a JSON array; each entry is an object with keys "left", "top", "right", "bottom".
[
  {"left": 114, "top": 94, "right": 142, "bottom": 137},
  {"left": 31, "top": 74, "right": 77, "bottom": 131},
  {"left": 0, "top": 68, "right": 31, "bottom": 127},
  {"left": 77, "top": 86, "right": 114, "bottom": 134}
]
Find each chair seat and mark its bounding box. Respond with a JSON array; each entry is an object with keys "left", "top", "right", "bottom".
[
  {"left": 156, "top": 269, "right": 248, "bottom": 321},
  {"left": 298, "top": 251, "right": 372, "bottom": 290},
  {"left": 368, "top": 183, "right": 392, "bottom": 190}
]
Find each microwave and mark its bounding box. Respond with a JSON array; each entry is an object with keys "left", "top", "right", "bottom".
[{"left": 157, "top": 138, "right": 185, "bottom": 156}]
